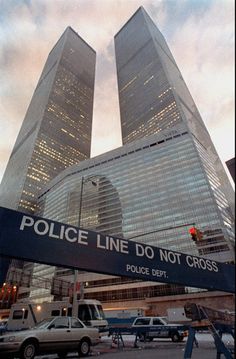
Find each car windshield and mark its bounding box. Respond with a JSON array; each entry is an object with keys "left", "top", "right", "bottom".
[
  {"left": 134, "top": 318, "right": 151, "bottom": 325},
  {"left": 33, "top": 318, "right": 54, "bottom": 329},
  {"left": 97, "top": 305, "right": 106, "bottom": 320},
  {"left": 89, "top": 305, "right": 104, "bottom": 320}
]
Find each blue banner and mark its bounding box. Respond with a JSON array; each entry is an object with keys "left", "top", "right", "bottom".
[{"left": 0, "top": 207, "right": 234, "bottom": 293}]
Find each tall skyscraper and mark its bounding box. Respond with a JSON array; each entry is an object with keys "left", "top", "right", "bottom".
[
  {"left": 1, "top": 7, "right": 234, "bottom": 311},
  {"left": 0, "top": 27, "right": 96, "bottom": 285},
  {"left": 226, "top": 158, "right": 235, "bottom": 182},
  {"left": 114, "top": 7, "right": 234, "bottom": 217},
  {"left": 28, "top": 7, "right": 234, "bottom": 307}
]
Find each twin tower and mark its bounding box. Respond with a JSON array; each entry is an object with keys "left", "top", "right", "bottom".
[{"left": 0, "top": 7, "right": 234, "bottom": 286}]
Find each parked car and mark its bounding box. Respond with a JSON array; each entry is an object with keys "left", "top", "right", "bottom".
[
  {"left": 0, "top": 316, "right": 100, "bottom": 359},
  {"left": 132, "top": 316, "right": 188, "bottom": 342}
]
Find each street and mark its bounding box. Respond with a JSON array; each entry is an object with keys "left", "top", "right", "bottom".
[{"left": 31, "top": 333, "right": 234, "bottom": 359}]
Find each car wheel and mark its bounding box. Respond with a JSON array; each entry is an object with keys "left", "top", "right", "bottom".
[
  {"left": 57, "top": 351, "right": 68, "bottom": 358},
  {"left": 20, "top": 341, "right": 37, "bottom": 359},
  {"left": 78, "top": 338, "right": 91, "bottom": 357},
  {"left": 138, "top": 332, "right": 146, "bottom": 342},
  {"left": 171, "top": 332, "right": 180, "bottom": 342}
]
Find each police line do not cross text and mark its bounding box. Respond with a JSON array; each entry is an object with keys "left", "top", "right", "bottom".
[{"left": 20, "top": 215, "right": 219, "bottom": 277}]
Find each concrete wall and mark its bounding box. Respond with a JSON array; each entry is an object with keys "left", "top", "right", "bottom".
[{"left": 103, "top": 291, "right": 235, "bottom": 317}]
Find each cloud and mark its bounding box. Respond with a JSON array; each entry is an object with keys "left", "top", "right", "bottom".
[
  {"left": 165, "top": 0, "right": 235, "bottom": 163},
  {"left": 0, "top": 0, "right": 157, "bottom": 170},
  {"left": 0, "top": 0, "right": 234, "bottom": 184}
]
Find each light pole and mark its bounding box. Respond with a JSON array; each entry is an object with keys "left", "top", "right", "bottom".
[
  {"left": 72, "top": 175, "right": 98, "bottom": 317},
  {"left": 127, "top": 222, "right": 196, "bottom": 239}
]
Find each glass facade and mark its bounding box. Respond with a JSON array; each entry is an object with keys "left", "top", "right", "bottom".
[
  {"left": 115, "top": 7, "right": 235, "bottom": 218},
  {"left": 39, "top": 131, "right": 234, "bottom": 259},
  {"left": 29, "top": 129, "right": 234, "bottom": 302},
  {"left": 0, "top": 27, "right": 96, "bottom": 285},
  {"left": 0, "top": 27, "right": 95, "bottom": 214},
  {"left": 115, "top": 9, "right": 183, "bottom": 144}
]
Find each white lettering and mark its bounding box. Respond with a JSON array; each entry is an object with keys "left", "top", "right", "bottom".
[
  {"left": 126, "top": 264, "right": 150, "bottom": 275},
  {"left": 109, "top": 237, "right": 119, "bottom": 252},
  {"left": 49, "top": 223, "right": 59, "bottom": 239},
  {"left": 186, "top": 255, "right": 193, "bottom": 267},
  {"left": 199, "top": 258, "right": 207, "bottom": 270},
  {"left": 160, "top": 249, "right": 168, "bottom": 262},
  {"left": 120, "top": 240, "right": 129, "bottom": 254},
  {"left": 136, "top": 244, "right": 144, "bottom": 256},
  {"left": 78, "top": 230, "right": 88, "bottom": 245},
  {"left": 193, "top": 256, "right": 200, "bottom": 268},
  {"left": 20, "top": 216, "right": 34, "bottom": 230},
  {"left": 211, "top": 261, "right": 219, "bottom": 272},
  {"left": 186, "top": 255, "right": 219, "bottom": 272},
  {"left": 59, "top": 225, "right": 65, "bottom": 240},
  {"left": 160, "top": 249, "right": 181, "bottom": 264},
  {"left": 19, "top": 216, "right": 91, "bottom": 247},
  {"left": 96, "top": 234, "right": 129, "bottom": 254},
  {"left": 152, "top": 269, "right": 167, "bottom": 278},
  {"left": 97, "top": 234, "right": 106, "bottom": 249},
  {"left": 34, "top": 220, "right": 49, "bottom": 236},
  {"left": 65, "top": 227, "right": 77, "bottom": 242},
  {"left": 135, "top": 244, "right": 154, "bottom": 259},
  {"left": 145, "top": 246, "right": 154, "bottom": 259}
]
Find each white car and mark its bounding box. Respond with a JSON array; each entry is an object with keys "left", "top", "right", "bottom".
[
  {"left": 132, "top": 316, "right": 188, "bottom": 342},
  {"left": 0, "top": 316, "right": 100, "bottom": 359}
]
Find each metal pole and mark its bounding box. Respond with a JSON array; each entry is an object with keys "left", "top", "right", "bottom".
[
  {"left": 72, "top": 175, "right": 97, "bottom": 316},
  {"left": 72, "top": 176, "right": 84, "bottom": 317},
  {"left": 127, "top": 222, "right": 196, "bottom": 240}
]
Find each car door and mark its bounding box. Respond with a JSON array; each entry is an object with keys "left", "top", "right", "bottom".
[
  {"left": 39, "top": 317, "right": 72, "bottom": 351},
  {"left": 133, "top": 317, "right": 151, "bottom": 340},
  {"left": 152, "top": 318, "right": 168, "bottom": 338},
  {"left": 70, "top": 317, "right": 85, "bottom": 346}
]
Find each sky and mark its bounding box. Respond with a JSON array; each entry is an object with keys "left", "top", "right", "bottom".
[{"left": 0, "top": 0, "right": 235, "bottom": 185}]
